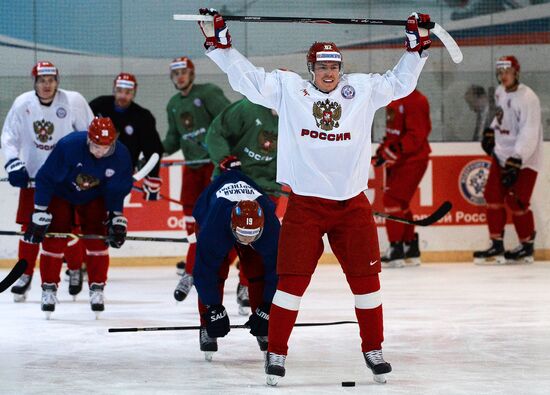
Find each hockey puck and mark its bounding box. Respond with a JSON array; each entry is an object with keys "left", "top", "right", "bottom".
[{"left": 341, "top": 381, "right": 356, "bottom": 387}]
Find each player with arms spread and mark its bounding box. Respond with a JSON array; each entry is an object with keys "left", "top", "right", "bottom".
[
  {"left": 474, "top": 56, "right": 543, "bottom": 265},
  {"left": 24, "top": 117, "right": 133, "bottom": 319},
  {"left": 197, "top": 7, "right": 431, "bottom": 385},
  {"left": 191, "top": 169, "right": 279, "bottom": 361}
]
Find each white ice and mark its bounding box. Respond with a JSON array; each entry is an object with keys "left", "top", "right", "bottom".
[{"left": 1, "top": 262, "right": 549, "bottom": 395}]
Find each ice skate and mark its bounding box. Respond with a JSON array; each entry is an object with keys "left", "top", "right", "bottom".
[
  {"left": 199, "top": 327, "right": 218, "bottom": 361},
  {"left": 174, "top": 272, "right": 193, "bottom": 302},
  {"left": 364, "top": 349, "right": 392, "bottom": 384},
  {"left": 41, "top": 283, "right": 58, "bottom": 320},
  {"left": 176, "top": 260, "right": 186, "bottom": 276},
  {"left": 381, "top": 242, "right": 405, "bottom": 268},
  {"left": 504, "top": 234, "right": 535, "bottom": 264},
  {"left": 68, "top": 268, "right": 83, "bottom": 300},
  {"left": 265, "top": 352, "right": 286, "bottom": 386},
  {"left": 11, "top": 273, "right": 32, "bottom": 302},
  {"left": 404, "top": 233, "right": 421, "bottom": 266},
  {"left": 89, "top": 282, "right": 105, "bottom": 319},
  {"left": 473, "top": 239, "right": 505, "bottom": 265},
  {"left": 236, "top": 283, "right": 250, "bottom": 315}
]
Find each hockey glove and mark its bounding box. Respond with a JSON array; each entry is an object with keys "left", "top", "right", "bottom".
[
  {"left": 219, "top": 155, "right": 242, "bottom": 172},
  {"left": 5, "top": 158, "right": 30, "bottom": 188},
  {"left": 142, "top": 176, "right": 162, "bottom": 201},
  {"left": 24, "top": 209, "right": 52, "bottom": 244},
  {"left": 501, "top": 157, "right": 522, "bottom": 188},
  {"left": 203, "top": 304, "right": 230, "bottom": 338},
  {"left": 106, "top": 213, "right": 128, "bottom": 249},
  {"left": 481, "top": 128, "right": 495, "bottom": 155},
  {"left": 245, "top": 302, "right": 271, "bottom": 337},
  {"left": 198, "top": 8, "right": 232, "bottom": 50},
  {"left": 406, "top": 13, "right": 432, "bottom": 54},
  {"left": 375, "top": 142, "right": 402, "bottom": 167}
]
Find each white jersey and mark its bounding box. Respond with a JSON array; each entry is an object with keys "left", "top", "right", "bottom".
[
  {"left": 208, "top": 48, "right": 426, "bottom": 200},
  {"left": 1, "top": 88, "right": 94, "bottom": 177},
  {"left": 491, "top": 83, "right": 543, "bottom": 171}
]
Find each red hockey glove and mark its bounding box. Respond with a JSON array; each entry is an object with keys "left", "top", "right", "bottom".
[
  {"left": 501, "top": 157, "right": 521, "bottom": 188},
  {"left": 142, "top": 176, "right": 162, "bottom": 201},
  {"left": 374, "top": 142, "right": 402, "bottom": 167},
  {"left": 198, "top": 8, "right": 232, "bottom": 50},
  {"left": 219, "top": 155, "right": 242, "bottom": 172},
  {"left": 406, "top": 13, "right": 432, "bottom": 54},
  {"left": 481, "top": 128, "right": 495, "bottom": 156}
]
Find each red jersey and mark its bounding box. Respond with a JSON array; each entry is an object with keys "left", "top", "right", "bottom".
[{"left": 384, "top": 89, "right": 431, "bottom": 163}]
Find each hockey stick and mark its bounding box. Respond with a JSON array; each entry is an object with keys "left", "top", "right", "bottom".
[
  {"left": 173, "top": 14, "right": 462, "bottom": 64},
  {"left": 374, "top": 200, "right": 452, "bottom": 226},
  {"left": 108, "top": 320, "right": 357, "bottom": 333},
  {"left": 161, "top": 159, "right": 211, "bottom": 168},
  {"left": 132, "top": 185, "right": 183, "bottom": 206},
  {"left": 0, "top": 259, "right": 28, "bottom": 293},
  {"left": 0, "top": 230, "right": 196, "bottom": 244}
]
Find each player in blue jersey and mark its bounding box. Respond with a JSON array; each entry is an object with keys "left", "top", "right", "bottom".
[
  {"left": 24, "top": 117, "right": 134, "bottom": 319},
  {"left": 192, "top": 166, "right": 279, "bottom": 361}
]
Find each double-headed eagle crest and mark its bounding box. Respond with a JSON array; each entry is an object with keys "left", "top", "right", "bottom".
[
  {"left": 312, "top": 99, "right": 341, "bottom": 131},
  {"left": 33, "top": 119, "right": 54, "bottom": 143}
]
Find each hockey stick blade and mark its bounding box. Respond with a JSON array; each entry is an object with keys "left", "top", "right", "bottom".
[
  {"left": 0, "top": 230, "right": 196, "bottom": 244},
  {"left": 0, "top": 259, "right": 28, "bottom": 293},
  {"left": 133, "top": 153, "right": 160, "bottom": 182},
  {"left": 108, "top": 320, "right": 357, "bottom": 333},
  {"left": 432, "top": 23, "right": 463, "bottom": 64},
  {"left": 374, "top": 200, "right": 452, "bottom": 227}
]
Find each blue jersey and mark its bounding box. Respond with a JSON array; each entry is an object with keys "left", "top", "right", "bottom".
[
  {"left": 192, "top": 171, "right": 279, "bottom": 306},
  {"left": 35, "top": 131, "right": 133, "bottom": 212}
]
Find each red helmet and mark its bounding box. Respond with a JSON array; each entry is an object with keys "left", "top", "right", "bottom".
[
  {"left": 170, "top": 56, "right": 195, "bottom": 72},
  {"left": 230, "top": 200, "right": 265, "bottom": 244},
  {"left": 88, "top": 117, "right": 117, "bottom": 146},
  {"left": 114, "top": 72, "right": 138, "bottom": 90},
  {"left": 496, "top": 55, "right": 520, "bottom": 73},
  {"left": 31, "top": 61, "right": 58, "bottom": 79},
  {"left": 306, "top": 42, "right": 343, "bottom": 73}
]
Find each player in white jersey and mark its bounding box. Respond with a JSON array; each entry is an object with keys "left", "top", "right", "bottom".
[
  {"left": 1, "top": 61, "right": 94, "bottom": 301},
  {"left": 474, "top": 56, "right": 543, "bottom": 265},
  {"left": 197, "top": 8, "right": 432, "bottom": 385}
]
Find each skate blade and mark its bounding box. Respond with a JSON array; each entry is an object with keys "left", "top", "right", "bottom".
[
  {"left": 13, "top": 293, "right": 27, "bottom": 303},
  {"left": 94, "top": 312, "right": 101, "bottom": 320},
  {"left": 72, "top": 295, "right": 77, "bottom": 302},
  {"left": 44, "top": 311, "right": 52, "bottom": 320},
  {"left": 238, "top": 305, "right": 250, "bottom": 316},
  {"left": 474, "top": 256, "right": 505, "bottom": 265},
  {"left": 204, "top": 352, "right": 214, "bottom": 362},
  {"left": 404, "top": 258, "right": 421, "bottom": 267},
  {"left": 382, "top": 259, "right": 405, "bottom": 269},
  {"left": 506, "top": 256, "right": 534, "bottom": 265},
  {"left": 373, "top": 374, "right": 387, "bottom": 384},
  {"left": 266, "top": 374, "right": 280, "bottom": 386}
]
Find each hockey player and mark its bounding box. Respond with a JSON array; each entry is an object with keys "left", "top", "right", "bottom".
[
  {"left": 197, "top": 8, "right": 431, "bottom": 385},
  {"left": 163, "top": 56, "right": 231, "bottom": 302},
  {"left": 473, "top": 56, "right": 543, "bottom": 265},
  {"left": 372, "top": 89, "right": 432, "bottom": 268},
  {"left": 1, "top": 61, "right": 94, "bottom": 302},
  {"left": 192, "top": 169, "right": 279, "bottom": 361},
  {"left": 205, "top": 98, "right": 280, "bottom": 314},
  {"left": 23, "top": 117, "right": 133, "bottom": 318},
  {"left": 89, "top": 72, "right": 164, "bottom": 200}
]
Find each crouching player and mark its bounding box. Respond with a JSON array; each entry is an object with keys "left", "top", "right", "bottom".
[
  {"left": 24, "top": 117, "right": 133, "bottom": 319},
  {"left": 192, "top": 167, "right": 279, "bottom": 361}
]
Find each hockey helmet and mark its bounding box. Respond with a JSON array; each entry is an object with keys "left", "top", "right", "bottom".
[
  {"left": 170, "top": 56, "right": 195, "bottom": 72},
  {"left": 88, "top": 117, "right": 117, "bottom": 146},
  {"left": 496, "top": 55, "right": 520, "bottom": 73},
  {"left": 230, "top": 200, "right": 265, "bottom": 245},
  {"left": 31, "top": 61, "right": 58, "bottom": 80},
  {"left": 114, "top": 72, "right": 138, "bottom": 91},
  {"left": 306, "top": 42, "right": 343, "bottom": 74}
]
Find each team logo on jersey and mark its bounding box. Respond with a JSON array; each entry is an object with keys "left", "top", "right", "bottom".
[
  {"left": 340, "top": 85, "right": 355, "bottom": 99},
  {"left": 495, "top": 106, "right": 503, "bottom": 125},
  {"left": 193, "top": 98, "right": 203, "bottom": 107},
  {"left": 74, "top": 173, "right": 100, "bottom": 191},
  {"left": 105, "top": 169, "right": 115, "bottom": 177},
  {"left": 458, "top": 159, "right": 491, "bottom": 206},
  {"left": 56, "top": 107, "right": 67, "bottom": 118},
  {"left": 180, "top": 112, "right": 194, "bottom": 131},
  {"left": 258, "top": 130, "right": 277, "bottom": 153},
  {"left": 33, "top": 119, "right": 54, "bottom": 143},
  {"left": 124, "top": 125, "right": 134, "bottom": 136},
  {"left": 312, "top": 99, "right": 342, "bottom": 131}
]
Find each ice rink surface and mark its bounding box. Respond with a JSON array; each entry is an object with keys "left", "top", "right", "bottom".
[{"left": 1, "top": 262, "right": 549, "bottom": 395}]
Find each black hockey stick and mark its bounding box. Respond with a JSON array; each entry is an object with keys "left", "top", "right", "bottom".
[
  {"left": 173, "top": 14, "right": 462, "bottom": 63},
  {"left": 108, "top": 320, "right": 357, "bottom": 333},
  {"left": 373, "top": 200, "right": 452, "bottom": 227},
  {"left": 132, "top": 185, "right": 183, "bottom": 206},
  {"left": 0, "top": 259, "right": 27, "bottom": 293},
  {"left": 161, "top": 159, "right": 211, "bottom": 168},
  {"left": 0, "top": 230, "right": 195, "bottom": 244}
]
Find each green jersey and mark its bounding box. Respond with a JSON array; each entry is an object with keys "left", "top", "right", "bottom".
[
  {"left": 163, "top": 83, "right": 230, "bottom": 165},
  {"left": 206, "top": 98, "right": 281, "bottom": 196}
]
